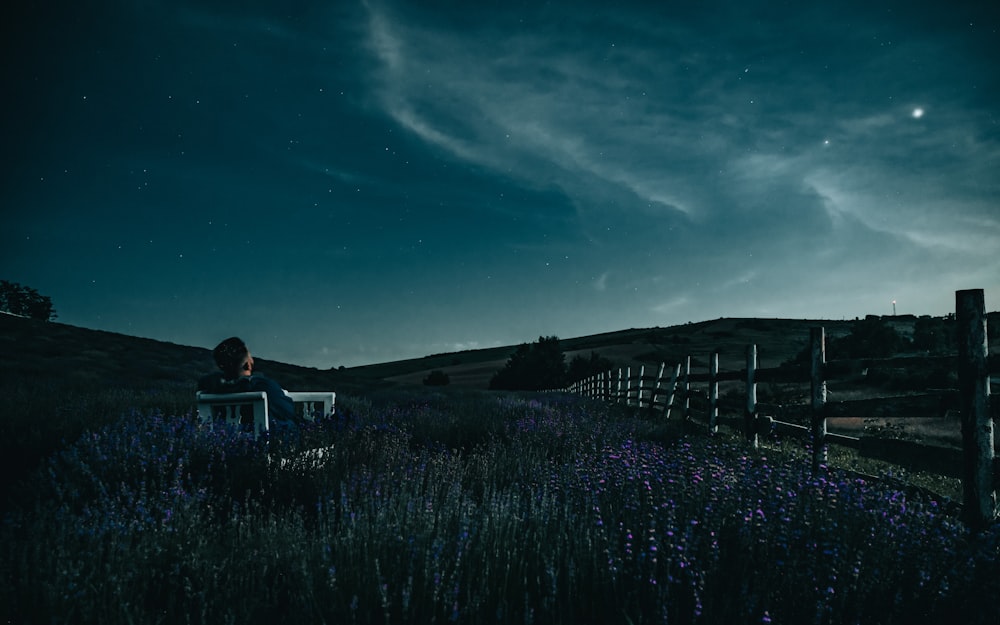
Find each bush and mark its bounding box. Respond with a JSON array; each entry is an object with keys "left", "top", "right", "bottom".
[
  {"left": 782, "top": 317, "right": 909, "bottom": 367},
  {"left": 832, "top": 317, "right": 908, "bottom": 359},
  {"left": 567, "top": 351, "right": 616, "bottom": 382},
  {"left": 912, "top": 315, "right": 956, "bottom": 354},
  {"left": 489, "top": 336, "right": 567, "bottom": 391}
]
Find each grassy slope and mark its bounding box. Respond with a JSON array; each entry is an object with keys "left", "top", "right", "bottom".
[
  {"left": 0, "top": 314, "right": 366, "bottom": 394},
  {"left": 347, "top": 317, "right": 861, "bottom": 388},
  {"left": 1, "top": 313, "right": 861, "bottom": 392},
  {"left": 2, "top": 311, "right": 993, "bottom": 507}
]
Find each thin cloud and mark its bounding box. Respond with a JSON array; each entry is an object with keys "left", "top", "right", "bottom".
[
  {"left": 6, "top": 0, "right": 999, "bottom": 368},
  {"left": 593, "top": 271, "right": 610, "bottom": 292}
]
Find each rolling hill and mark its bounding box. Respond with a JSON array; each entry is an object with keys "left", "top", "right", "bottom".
[
  {"left": 2, "top": 311, "right": 985, "bottom": 392},
  {"left": 346, "top": 317, "right": 863, "bottom": 388}
]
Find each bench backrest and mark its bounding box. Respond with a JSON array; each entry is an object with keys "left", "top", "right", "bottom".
[
  {"left": 196, "top": 390, "right": 336, "bottom": 438},
  {"left": 197, "top": 391, "right": 270, "bottom": 435}
]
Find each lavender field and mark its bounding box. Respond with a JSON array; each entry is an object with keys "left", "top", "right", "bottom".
[{"left": 2, "top": 390, "right": 998, "bottom": 624}]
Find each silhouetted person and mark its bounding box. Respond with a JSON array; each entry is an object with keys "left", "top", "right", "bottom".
[{"left": 198, "top": 337, "right": 299, "bottom": 431}]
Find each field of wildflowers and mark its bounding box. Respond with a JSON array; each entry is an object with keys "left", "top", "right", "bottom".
[{"left": 2, "top": 389, "right": 998, "bottom": 624}]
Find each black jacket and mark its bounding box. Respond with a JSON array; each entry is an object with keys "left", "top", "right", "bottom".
[{"left": 197, "top": 372, "right": 297, "bottom": 424}]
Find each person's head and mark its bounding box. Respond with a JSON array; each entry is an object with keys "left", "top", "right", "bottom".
[{"left": 213, "top": 337, "right": 254, "bottom": 378}]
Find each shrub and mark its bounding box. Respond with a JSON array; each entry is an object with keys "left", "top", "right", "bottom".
[
  {"left": 489, "top": 336, "right": 567, "bottom": 391},
  {"left": 832, "top": 317, "right": 908, "bottom": 359},
  {"left": 567, "top": 351, "right": 616, "bottom": 382}
]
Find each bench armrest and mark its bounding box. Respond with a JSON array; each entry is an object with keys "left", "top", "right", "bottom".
[
  {"left": 196, "top": 391, "right": 269, "bottom": 434},
  {"left": 286, "top": 391, "right": 336, "bottom": 421}
]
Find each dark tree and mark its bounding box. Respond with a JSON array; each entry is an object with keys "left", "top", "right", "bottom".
[
  {"left": 782, "top": 316, "right": 909, "bottom": 367},
  {"left": 830, "top": 316, "right": 907, "bottom": 359},
  {"left": 489, "top": 336, "right": 567, "bottom": 391},
  {"left": 912, "top": 315, "right": 956, "bottom": 354},
  {"left": 0, "top": 280, "right": 57, "bottom": 320},
  {"left": 567, "top": 351, "right": 615, "bottom": 383},
  {"left": 489, "top": 343, "right": 532, "bottom": 390}
]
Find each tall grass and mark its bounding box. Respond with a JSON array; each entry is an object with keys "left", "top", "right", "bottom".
[
  {"left": 2, "top": 390, "right": 998, "bottom": 624},
  {"left": 0, "top": 374, "right": 196, "bottom": 510}
]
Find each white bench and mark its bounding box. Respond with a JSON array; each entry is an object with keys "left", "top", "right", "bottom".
[{"left": 196, "top": 390, "right": 336, "bottom": 437}]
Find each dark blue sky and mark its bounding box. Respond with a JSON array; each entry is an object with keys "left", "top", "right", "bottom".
[{"left": 3, "top": 0, "right": 998, "bottom": 368}]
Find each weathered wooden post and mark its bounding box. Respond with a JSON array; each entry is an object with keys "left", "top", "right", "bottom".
[
  {"left": 746, "top": 345, "right": 758, "bottom": 448},
  {"left": 956, "top": 289, "right": 996, "bottom": 530},
  {"left": 635, "top": 365, "right": 646, "bottom": 410},
  {"left": 664, "top": 363, "right": 681, "bottom": 419},
  {"left": 683, "top": 356, "right": 692, "bottom": 430},
  {"left": 649, "top": 362, "right": 666, "bottom": 417},
  {"left": 811, "top": 327, "right": 828, "bottom": 474},
  {"left": 709, "top": 351, "right": 719, "bottom": 434},
  {"left": 616, "top": 368, "right": 624, "bottom": 404}
]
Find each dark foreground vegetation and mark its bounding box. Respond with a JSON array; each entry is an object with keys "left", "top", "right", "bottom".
[{"left": 2, "top": 385, "right": 998, "bottom": 625}]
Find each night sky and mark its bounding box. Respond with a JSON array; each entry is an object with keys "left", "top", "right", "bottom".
[{"left": 3, "top": 1, "right": 998, "bottom": 368}]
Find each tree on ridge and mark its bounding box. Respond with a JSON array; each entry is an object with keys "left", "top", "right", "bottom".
[{"left": 0, "top": 280, "right": 57, "bottom": 321}]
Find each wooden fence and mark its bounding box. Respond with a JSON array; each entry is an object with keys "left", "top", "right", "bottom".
[{"left": 565, "top": 289, "right": 997, "bottom": 530}]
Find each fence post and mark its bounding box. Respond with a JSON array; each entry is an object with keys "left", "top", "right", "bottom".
[
  {"left": 625, "top": 367, "right": 633, "bottom": 406},
  {"left": 649, "top": 362, "right": 666, "bottom": 417},
  {"left": 811, "top": 327, "right": 828, "bottom": 474},
  {"left": 664, "top": 363, "right": 681, "bottom": 419},
  {"left": 709, "top": 352, "right": 719, "bottom": 434},
  {"left": 745, "top": 345, "right": 758, "bottom": 448},
  {"left": 616, "top": 368, "right": 624, "bottom": 404},
  {"left": 956, "top": 289, "right": 996, "bottom": 530},
  {"left": 683, "top": 356, "right": 692, "bottom": 430},
  {"left": 637, "top": 365, "right": 646, "bottom": 409}
]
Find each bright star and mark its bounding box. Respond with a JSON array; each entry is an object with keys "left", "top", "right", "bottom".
[{"left": 912, "top": 108, "right": 924, "bottom": 118}]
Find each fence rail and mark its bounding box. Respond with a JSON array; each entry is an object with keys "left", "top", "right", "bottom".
[{"left": 565, "top": 289, "right": 996, "bottom": 530}]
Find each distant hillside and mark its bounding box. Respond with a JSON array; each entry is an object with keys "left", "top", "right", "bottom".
[
  {"left": 4, "top": 312, "right": 994, "bottom": 392},
  {"left": 344, "top": 313, "right": 999, "bottom": 389},
  {"left": 0, "top": 314, "right": 364, "bottom": 394},
  {"left": 344, "top": 318, "right": 865, "bottom": 389}
]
